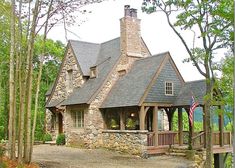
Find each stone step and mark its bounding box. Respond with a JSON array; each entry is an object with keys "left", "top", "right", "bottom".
[{"left": 167, "top": 152, "right": 186, "bottom": 157}]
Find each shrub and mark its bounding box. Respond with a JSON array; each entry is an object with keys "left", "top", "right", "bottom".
[
  {"left": 43, "top": 133, "right": 52, "bottom": 142},
  {"left": 56, "top": 134, "right": 65, "bottom": 145}
]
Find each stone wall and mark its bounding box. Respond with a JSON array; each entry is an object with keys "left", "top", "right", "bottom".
[
  {"left": 50, "top": 47, "right": 85, "bottom": 101},
  {"left": 63, "top": 105, "right": 90, "bottom": 146},
  {"left": 46, "top": 46, "right": 85, "bottom": 139},
  {"left": 102, "top": 130, "right": 148, "bottom": 156}
]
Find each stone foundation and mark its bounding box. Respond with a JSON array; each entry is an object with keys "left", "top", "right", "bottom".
[{"left": 102, "top": 130, "right": 148, "bottom": 156}]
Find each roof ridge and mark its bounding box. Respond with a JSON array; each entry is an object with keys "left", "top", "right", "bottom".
[
  {"left": 185, "top": 79, "right": 205, "bottom": 83},
  {"left": 69, "top": 39, "right": 100, "bottom": 45},
  {"left": 136, "top": 51, "right": 169, "bottom": 62}
]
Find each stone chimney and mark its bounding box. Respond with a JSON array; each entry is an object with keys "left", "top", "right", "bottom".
[{"left": 120, "top": 5, "right": 142, "bottom": 58}]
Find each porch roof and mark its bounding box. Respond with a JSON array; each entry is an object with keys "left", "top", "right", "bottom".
[
  {"left": 101, "top": 53, "right": 167, "bottom": 108},
  {"left": 173, "top": 80, "right": 206, "bottom": 106}
]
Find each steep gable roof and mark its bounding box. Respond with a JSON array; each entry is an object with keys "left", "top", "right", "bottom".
[
  {"left": 69, "top": 40, "right": 100, "bottom": 76},
  {"left": 174, "top": 80, "right": 206, "bottom": 106},
  {"left": 101, "top": 53, "right": 167, "bottom": 108},
  {"left": 61, "top": 38, "right": 121, "bottom": 106}
]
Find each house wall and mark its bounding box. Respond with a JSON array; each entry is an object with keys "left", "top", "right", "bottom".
[
  {"left": 145, "top": 59, "right": 183, "bottom": 103},
  {"left": 50, "top": 47, "right": 85, "bottom": 101},
  {"left": 46, "top": 47, "right": 85, "bottom": 138},
  {"left": 64, "top": 105, "right": 88, "bottom": 146},
  {"left": 102, "top": 130, "right": 148, "bottom": 156}
]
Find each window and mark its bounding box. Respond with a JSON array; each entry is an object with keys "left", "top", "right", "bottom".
[
  {"left": 72, "top": 111, "right": 84, "bottom": 128},
  {"left": 165, "top": 82, "right": 173, "bottom": 95},
  {"left": 118, "top": 70, "right": 126, "bottom": 77},
  {"left": 67, "top": 69, "right": 73, "bottom": 90},
  {"left": 90, "top": 67, "right": 97, "bottom": 78}
]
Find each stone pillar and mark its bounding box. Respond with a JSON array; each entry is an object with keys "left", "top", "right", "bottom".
[
  {"left": 153, "top": 106, "right": 158, "bottom": 147},
  {"left": 120, "top": 110, "right": 125, "bottom": 130},
  {"left": 219, "top": 106, "right": 224, "bottom": 147},
  {"left": 214, "top": 153, "right": 224, "bottom": 168},
  {"left": 178, "top": 107, "right": 183, "bottom": 146}
]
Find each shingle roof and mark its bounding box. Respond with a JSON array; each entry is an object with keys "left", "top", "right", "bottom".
[
  {"left": 101, "top": 53, "right": 167, "bottom": 108},
  {"left": 69, "top": 40, "right": 100, "bottom": 76},
  {"left": 61, "top": 38, "right": 120, "bottom": 106},
  {"left": 174, "top": 80, "right": 206, "bottom": 106}
]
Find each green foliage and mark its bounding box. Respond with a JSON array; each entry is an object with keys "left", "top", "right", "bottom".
[
  {"left": 172, "top": 111, "right": 189, "bottom": 131},
  {"left": 0, "top": 143, "right": 6, "bottom": 157},
  {"left": 110, "top": 119, "right": 119, "bottom": 129},
  {"left": 43, "top": 133, "right": 52, "bottom": 141},
  {"left": 56, "top": 134, "right": 66, "bottom": 145},
  {"left": 0, "top": 162, "right": 7, "bottom": 168},
  {"left": 126, "top": 118, "right": 136, "bottom": 129}
]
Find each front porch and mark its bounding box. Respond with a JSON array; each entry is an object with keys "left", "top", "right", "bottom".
[{"left": 101, "top": 104, "right": 232, "bottom": 156}]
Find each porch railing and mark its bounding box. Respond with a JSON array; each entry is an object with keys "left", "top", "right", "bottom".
[
  {"left": 147, "top": 131, "right": 232, "bottom": 147},
  {"left": 147, "top": 131, "right": 177, "bottom": 146}
]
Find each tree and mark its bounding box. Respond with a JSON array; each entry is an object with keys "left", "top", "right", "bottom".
[
  {"left": 4, "top": 0, "right": 105, "bottom": 164},
  {"left": 142, "top": 0, "right": 233, "bottom": 167}
]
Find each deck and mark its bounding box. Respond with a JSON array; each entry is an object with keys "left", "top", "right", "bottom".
[{"left": 146, "top": 131, "right": 232, "bottom": 155}]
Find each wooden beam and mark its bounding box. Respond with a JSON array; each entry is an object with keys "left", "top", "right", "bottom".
[
  {"left": 120, "top": 109, "right": 125, "bottom": 130},
  {"left": 139, "top": 106, "right": 146, "bottom": 130},
  {"left": 219, "top": 106, "right": 224, "bottom": 147},
  {"left": 178, "top": 107, "right": 183, "bottom": 146},
  {"left": 142, "top": 102, "right": 172, "bottom": 107},
  {"left": 153, "top": 106, "right": 158, "bottom": 146}
]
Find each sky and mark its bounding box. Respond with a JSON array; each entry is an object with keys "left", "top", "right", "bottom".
[{"left": 47, "top": 0, "right": 205, "bottom": 81}]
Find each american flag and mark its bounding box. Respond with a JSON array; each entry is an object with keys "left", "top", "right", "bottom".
[{"left": 189, "top": 96, "right": 199, "bottom": 126}]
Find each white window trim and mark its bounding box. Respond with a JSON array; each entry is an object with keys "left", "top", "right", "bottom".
[{"left": 165, "top": 81, "right": 174, "bottom": 96}]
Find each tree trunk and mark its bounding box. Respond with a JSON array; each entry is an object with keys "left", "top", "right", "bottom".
[
  {"left": 204, "top": 78, "right": 213, "bottom": 168},
  {"left": 17, "top": 0, "right": 25, "bottom": 163},
  {"left": 8, "top": 0, "right": 16, "bottom": 160},
  {"left": 24, "top": 0, "right": 40, "bottom": 163}
]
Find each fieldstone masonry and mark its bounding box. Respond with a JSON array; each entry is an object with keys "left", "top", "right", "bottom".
[{"left": 102, "top": 130, "right": 148, "bottom": 155}]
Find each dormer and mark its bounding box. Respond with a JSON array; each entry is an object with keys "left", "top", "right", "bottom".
[{"left": 90, "top": 66, "right": 97, "bottom": 78}]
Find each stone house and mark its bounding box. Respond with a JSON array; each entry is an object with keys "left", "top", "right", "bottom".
[{"left": 45, "top": 5, "right": 231, "bottom": 159}]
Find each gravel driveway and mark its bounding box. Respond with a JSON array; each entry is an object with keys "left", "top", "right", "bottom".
[{"left": 32, "top": 144, "right": 192, "bottom": 168}]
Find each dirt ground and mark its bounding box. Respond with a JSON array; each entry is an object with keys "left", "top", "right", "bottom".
[{"left": 32, "top": 144, "right": 192, "bottom": 168}]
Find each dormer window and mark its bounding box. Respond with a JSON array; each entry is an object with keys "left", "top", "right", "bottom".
[
  {"left": 165, "top": 81, "right": 173, "bottom": 96},
  {"left": 67, "top": 69, "right": 73, "bottom": 90},
  {"left": 90, "top": 67, "right": 97, "bottom": 78}
]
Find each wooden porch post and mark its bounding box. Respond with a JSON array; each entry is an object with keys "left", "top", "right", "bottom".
[
  {"left": 203, "top": 106, "right": 206, "bottom": 148},
  {"left": 218, "top": 105, "right": 224, "bottom": 147},
  {"left": 120, "top": 109, "right": 125, "bottom": 130},
  {"left": 103, "top": 110, "right": 107, "bottom": 129},
  {"left": 178, "top": 107, "right": 183, "bottom": 146},
  {"left": 139, "top": 105, "right": 145, "bottom": 130},
  {"left": 153, "top": 106, "right": 158, "bottom": 147}
]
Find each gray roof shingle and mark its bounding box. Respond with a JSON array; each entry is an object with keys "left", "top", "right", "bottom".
[
  {"left": 70, "top": 40, "right": 100, "bottom": 76},
  {"left": 101, "top": 53, "right": 167, "bottom": 108},
  {"left": 61, "top": 38, "right": 120, "bottom": 106},
  {"left": 174, "top": 80, "right": 206, "bottom": 106}
]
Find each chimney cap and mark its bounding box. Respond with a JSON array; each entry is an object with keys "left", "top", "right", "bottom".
[{"left": 124, "top": 5, "right": 137, "bottom": 18}]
